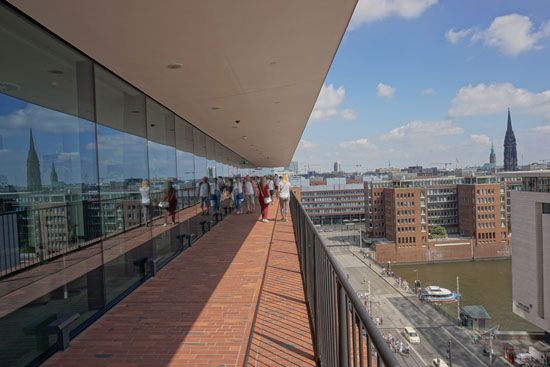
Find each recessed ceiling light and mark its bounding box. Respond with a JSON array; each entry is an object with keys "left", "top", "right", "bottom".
[
  {"left": 235, "top": 120, "right": 240, "bottom": 124},
  {"left": 211, "top": 106, "right": 221, "bottom": 110},
  {"left": 167, "top": 63, "right": 183, "bottom": 69},
  {"left": 47, "top": 69, "right": 64, "bottom": 75},
  {"left": 242, "top": 136, "right": 247, "bottom": 140},
  {"left": 232, "top": 126, "right": 238, "bottom": 129}
]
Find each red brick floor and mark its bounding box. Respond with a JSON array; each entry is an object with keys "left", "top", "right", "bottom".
[
  {"left": 245, "top": 213, "right": 316, "bottom": 367},
  {"left": 45, "top": 201, "right": 315, "bottom": 367}
]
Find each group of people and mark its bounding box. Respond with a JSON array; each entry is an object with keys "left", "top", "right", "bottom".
[
  {"left": 197, "top": 174, "right": 292, "bottom": 223},
  {"left": 139, "top": 174, "right": 292, "bottom": 227},
  {"left": 139, "top": 179, "right": 179, "bottom": 227},
  {"left": 384, "top": 334, "right": 410, "bottom": 354}
]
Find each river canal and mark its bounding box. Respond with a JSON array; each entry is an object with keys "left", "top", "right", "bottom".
[{"left": 394, "top": 259, "right": 540, "bottom": 332}]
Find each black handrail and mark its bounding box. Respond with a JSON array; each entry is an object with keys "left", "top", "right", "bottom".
[{"left": 290, "top": 191, "right": 400, "bottom": 367}]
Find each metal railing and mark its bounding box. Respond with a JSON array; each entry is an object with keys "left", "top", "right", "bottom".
[{"left": 290, "top": 192, "right": 400, "bottom": 367}]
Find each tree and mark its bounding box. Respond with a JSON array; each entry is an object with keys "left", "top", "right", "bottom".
[{"left": 430, "top": 225, "right": 447, "bottom": 239}]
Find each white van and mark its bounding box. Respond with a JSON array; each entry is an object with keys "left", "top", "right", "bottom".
[{"left": 404, "top": 327, "right": 420, "bottom": 344}]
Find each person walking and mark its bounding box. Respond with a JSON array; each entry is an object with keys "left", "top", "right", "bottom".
[
  {"left": 267, "top": 176, "right": 275, "bottom": 202},
  {"left": 139, "top": 179, "right": 151, "bottom": 226},
  {"left": 198, "top": 176, "right": 210, "bottom": 215},
  {"left": 210, "top": 178, "right": 220, "bottom": 214},
  {"left": 233, "top": 176, "right": 244, "bottom": 214},
  {"left": 258, "top": 176, "right": 271, "bottom": 222},
  {"left": 278, "top": 174, "right": 291, "bottom": 221},
  {"left": 162, "top": 179, "right": 177, "bottom": 226},
  {"left": 274, "top": 174, "right": 281, "bottom": 196},
  {"left": 244, "top": 175, "right": 255, "bottom": 213}
]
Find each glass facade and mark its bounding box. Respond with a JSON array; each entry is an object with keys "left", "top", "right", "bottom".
[{"left": 0, "top": 4, "right": 250, "bottom": 366}]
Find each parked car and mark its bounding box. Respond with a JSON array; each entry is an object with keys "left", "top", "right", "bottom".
[{"left": 432, "top": 357, "right": 449, "bottom": 367}]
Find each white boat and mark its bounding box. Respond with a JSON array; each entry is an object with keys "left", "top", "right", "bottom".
[{"left": 419, "top": 285, "right": 460, "bottom": 303}]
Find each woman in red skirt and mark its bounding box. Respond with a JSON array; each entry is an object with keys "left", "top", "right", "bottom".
[{"left": 258, "top": 176, "right": 271, "bottom": 223}]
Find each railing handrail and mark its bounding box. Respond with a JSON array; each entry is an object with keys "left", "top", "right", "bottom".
[{"left": 291, "top": 191, "right": 400, "bottom": 366}]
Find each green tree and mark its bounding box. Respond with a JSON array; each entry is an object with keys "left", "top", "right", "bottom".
[{"left": 430, "top": 225, "right": 448, "bottom": 239}]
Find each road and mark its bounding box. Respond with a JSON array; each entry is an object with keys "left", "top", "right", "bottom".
[{"left": 320, "top": 232, "right": 510, "bottom": 367}]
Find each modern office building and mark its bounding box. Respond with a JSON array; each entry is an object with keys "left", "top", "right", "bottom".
[
  {"left": 334, "top": 161, "right": 342, "bottom": 173},
  {"left": 300, "top": 180, "right": 365, "bottom": 225},
  {"left": 0, "top": 2, "right": 361, "bottom": 366},
  {"left": 511, "top": 171, "right": 550, "bottom": 334}
]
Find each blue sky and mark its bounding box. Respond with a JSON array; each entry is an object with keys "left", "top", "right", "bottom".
[{"left": 293, "top": 0, "right": 550, "bottom": 172}]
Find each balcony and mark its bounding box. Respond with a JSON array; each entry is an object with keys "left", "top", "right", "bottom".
[{"left": 1, "top": 195, "right": 397, "bottom": 367}]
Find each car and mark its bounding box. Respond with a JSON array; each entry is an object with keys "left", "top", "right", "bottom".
[
  {"left": 432, "top": 358, "right": 449, "bottom": 367},
  {"left": 404, "top": 326, "right": 420, "bottom": 344}
]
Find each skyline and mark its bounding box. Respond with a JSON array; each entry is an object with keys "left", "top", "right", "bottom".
[{"left": 293, "top": 0, "right": 550, "bottom": 172}]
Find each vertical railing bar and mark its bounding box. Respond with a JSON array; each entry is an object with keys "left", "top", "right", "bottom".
[
  {"left": 359, "top": 320, "right": 365, "bottom": 367},
  {"left": 352, "top": 309, "right": 357, "bottom": 367}
]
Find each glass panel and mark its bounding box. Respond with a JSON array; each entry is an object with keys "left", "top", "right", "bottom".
[
  {"left": 95, "top": 66, "right": 149, "bottom": 246},
  {"left": 193, "top": 128, "right": 207, "bottom": 184},
  {"left": 0, "top": 22, "right": 98, "bottom": 275},
  {"left": 175, "top": 117, "right": 195, "bottom": 209},
  {"left": 146, "top": 98, "right": 176, "bottom": 218}
]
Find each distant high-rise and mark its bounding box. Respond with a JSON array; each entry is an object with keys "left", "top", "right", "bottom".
[
  {"left": 27, "top": 128, "right": 42, "bottom": 191},
  {"left": 489, "top": 141, "right": 496, "bottom": 165},
  {"left": 50, "top": 162, "right": 59, "bottom": 185},
  {"left": 285, "top": 160, "right": 299, "bottom": 174},
  {"left": 503, "top": 109, "right": 518, "bottom": 171},
  {"left": 333, "top": 161, "right": 341, "bottom": 173}
]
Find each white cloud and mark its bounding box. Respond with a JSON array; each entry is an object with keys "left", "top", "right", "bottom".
[
  {"left": 376, "top": 83, "right": 396, "bottom": 98},
  {"left": 310, "top": 84, "right": 357, "bottom": 122},
  {"left": 466, "top": 134, "right": 491, "bottom": 146},
  {"left": 341, "top": 108, "right": 357, "bottom": 120},
  {"left": 0, "top": 105, "right": 92, "bottom": 135},
  {"left": 298, "top": 139, "right": 316, "bottom": 149},
  {"left": 380, "top": 120, "right": 464, "bottom": 141},
  {"left": 350, "top": 0, "right": 438, "bottom": 28},
  {"left": 337, "top": 138, "right": 377, "bottom": 150},
  {"left": 532, "top": 125, "right": 550, "bottom": 134},
  {"left": 449, "top": 82, "right": 550, "bottom": 118},
  {"left": 445, "top": 28, "right": 475, "bottom": 44},
  {"left": 421, "top": 88, "right": 436, "bottom": 96},
  {"left": 446, "top": 14, "right": 550, "bottom": 55}
]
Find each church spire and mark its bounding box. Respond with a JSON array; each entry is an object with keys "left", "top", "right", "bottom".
[
  {"left": 27, "top": 128, "right": 42, "bottom": 191},
  {"left": 50, "top": 161, "right": 58, "bottom": 185},
  {"left": 489, "top": 141, "right": 496, "bottom": 165},
  {"left": 503, "top": 108, "right": 518, "bottom": 171}
]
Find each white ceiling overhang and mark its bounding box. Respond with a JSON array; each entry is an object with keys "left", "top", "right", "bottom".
[{"left": 8, "top": 0, "right": 357, "bottom": 167}]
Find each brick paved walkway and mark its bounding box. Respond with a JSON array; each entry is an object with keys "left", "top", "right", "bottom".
[
  {"left": 45, "top": 201, "right": 316, "bottom": 367},
  {"left": 245, "top": 215, "right": 316, "bottom": 367}
]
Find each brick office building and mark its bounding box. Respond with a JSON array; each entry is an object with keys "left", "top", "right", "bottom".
[{"left": 366, "top": 177, "right": 510, "bottom": 263}]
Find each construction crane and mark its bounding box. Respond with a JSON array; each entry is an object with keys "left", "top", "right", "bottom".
[{"left": 432, "top": 162, "right": 454, "bottom": 170}]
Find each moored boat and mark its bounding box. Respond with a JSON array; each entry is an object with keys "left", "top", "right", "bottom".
[{"left": 419, "top": 285, "right": 460, "bottom": 303}]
